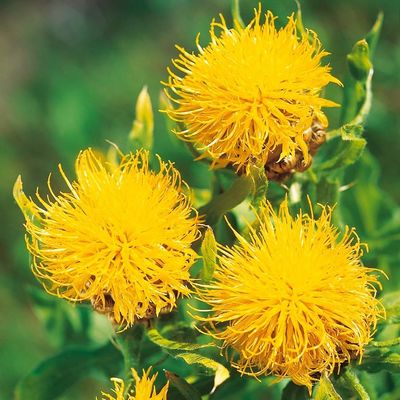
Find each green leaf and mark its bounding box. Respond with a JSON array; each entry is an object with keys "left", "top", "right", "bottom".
[
  {"left": 248, "top": 163, "right": 269, "bottom": 208},
  {"left": 128, "top": 86, "right": 153, "bottom": 151},
  {"left": 359, "top": 346, "right": 400, "bottom": 374},
  {"left": 165, "top": 371, "right": 202, "bottom": 400},
  {"left": 231, "top": 0, "right": 244, "bottom": 29},
  {"left": 295, "top": 0, "right": 306, "bottom": 36},
  {"left": 200, "top": 227, "right": 217, "bottom": 282},
  {"left": 340, "top": 13, "right": 382, "bottom": 125},
  {"left": 382, "top": 291, "right": 400, "bottom": 324},
  {"left": 15, "top": 343, "right": 122, "bottom": 400},
  {"left": 199, "top": 174, "right": 253, "bottom": 226},
  {"left": 347, "top": 40, "right": 372, "bottom": 82},
  {"left": 370, "top": 337, "right": 400, "bottom": 348},
  {"left": 281, "top": 380, "right": 309, "bottom": 399},
  {"left": 341, "top": 368, "right": 371, "bottom": 400},
  {"left": 159, "top": 91, "right": 179, "bottom": 143},
  {"left": 175, "top": 352, "right": 230, "bottom": 393},
  {"left": 365, "top": 12, "right": 384, "bottom": 58},
  {"left": 316, "top": 125, "right": 366, "bottom": 173},
  {"left": 13, "top": 175, "right": 39, "bottom": 222},
  {"left": 316, "top": 176, "right": 340, "bottom": 206},
  {"left": 147, "top": 328, "right": 215, "bottom": 352},
  {"left": 314, "top": 375, "right": 343, "bottom": 400},
  {"left": 340, "top": 151, "right": 400, "bottom": 239},
  {"left": 28, "top": 286, "right": 92, "bottom": 348}
]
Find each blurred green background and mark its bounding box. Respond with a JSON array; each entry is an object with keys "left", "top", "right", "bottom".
[{"left": 0, "top": 0, "right": 398, "bottom": 399}]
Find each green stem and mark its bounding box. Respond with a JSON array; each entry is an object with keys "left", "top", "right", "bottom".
[
  {"left": 115, "top": 324, "right": 145, "bottom": 395},
  {"left": 342, "top": 368, "right": 370, "bottom": 400}
]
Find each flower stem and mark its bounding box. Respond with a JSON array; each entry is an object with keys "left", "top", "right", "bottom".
[
  {"left": 343, "top": 368, "right": 370, "bottom": 400},
  {"left": 115, "top": 324, "right": 145, "bottom": 396}
]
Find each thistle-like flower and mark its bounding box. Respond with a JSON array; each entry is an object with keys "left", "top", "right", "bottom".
[
  {"left": 195, "top": 200, "right": 384, "bottom": 390},
  {"left": 165, "top": 7, "right": 341, "bottom": 176},
  {"left": 14, "top": 149, "right": 199, "bottom": 326},
  {"left": 100, "top": 368, "right": 168, "bottom": 400}
]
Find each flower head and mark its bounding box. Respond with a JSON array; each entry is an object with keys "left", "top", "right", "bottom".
[
  {"left": 100, "top": 368, "right": 169, "bottom": 400},
  {"left": 164, "top": 7, "right": 341, "bottom": 174},
  {"left": 15, "top": 149, "right": 199, "bottom": 326},
  {"left": 195, "top": 200, "right": 383, "bottom": 390}
]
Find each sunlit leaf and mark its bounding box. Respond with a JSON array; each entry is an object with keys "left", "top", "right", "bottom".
[
  {"left": 200, "top": 227, "right": 217, "bottom": 282},
  {"left": 314, "top": 375, "right": 343, "bottom": 400},
  {"left": 147, "top": 328, "right": 215, "bottom": 352},
  {"left": 129, "top": 86, "right": 154, "bottom": 151},
  {"left": 175, "top": 352, "right": 229, "bottom": 393}
]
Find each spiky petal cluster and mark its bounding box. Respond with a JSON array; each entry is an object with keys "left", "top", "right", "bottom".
[
  {"left": 196, "top": 200, "right": 383, "bottom": 390},
  {"left": 14, "top": 149, "right": 199, "bottom": 326},
  {"left": 100, "top": 368, "right": 169, "bottom": 400},
  {"left": 165, "top": 7, "right": 341, "bottom": 172}
]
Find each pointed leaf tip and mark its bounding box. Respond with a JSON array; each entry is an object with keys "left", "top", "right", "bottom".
[
  {"left": 13, "top": 175, "right": 38, "bottom": 221},
  {"left": 347, "top": 39, "right": 372, "bottom": 82},
  {"left": 129, "top": 86, "right": 154, "bottom": 150},
  {"left": 175, "top": 353, "right": 229, "bottom": 394},
  {"left": 231, "top": 0, "right": 244, "bottom": 29}
]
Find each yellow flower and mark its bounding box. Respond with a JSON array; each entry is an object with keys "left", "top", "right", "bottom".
[
  {"left": 195, "top": 200, "right": 384, "bottom": 390},
  {"left": 164, "top": 6, "right": 341, "bottom": 173},
  {"left": 100, "top": 368, "right": 169, "bottom": 400},
  {"left": 14, "top": 149, "right": 199, "bottom": 326}
]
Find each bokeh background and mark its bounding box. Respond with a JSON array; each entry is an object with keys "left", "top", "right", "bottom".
[{"left": 0, "top": 0, "right": 399, "bottom": 398}]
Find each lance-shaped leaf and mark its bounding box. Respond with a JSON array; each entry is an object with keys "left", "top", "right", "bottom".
[
  {"left": 315, "top": 124, "right": 366, "bottom": 174},
  {"left": 358, "top": 346, "right": 400, "bottom": 374},
  {"left": 147, "top": 328, "right": 215, "bottom": 352},
  {"left": 314, "top": 17, "right": 382, "bottom": 181},
  {"left": 347, "top": 39, "right": 372, "bottom": 82},
  {"left": 295, "top": 0, "right": 306, "bottom": 36},
  {"left": 365, "top": 12, "right": 384, "bottom": 59},
  {"left": 199, "top": 174, "right": 253, "bottom": 226},
  {"left": 13, "top": 175, "right": 40, "bottom": 221},
  {"left": 175, "top": 352, "right": 229, "bottom": 393},
  {"left": 129, "top": 86, "right": 154, "bottom": 150},
  {"left": 340, "top": 13, "right": 382, "bottom": 125},
  {"left": 248, "top": 163, "right": 268, "bottom": 208},
  {"left": 200, "top": 227, "right": 217, "bottom": 282},
  {"left": 148, "top": 329, "right": 227, "bottom": 393},
  {"left": 314, "top": 374, "right": 343, "bottom": 400},
  {"left": 381, "top": 291, "right": 400, "bottom": 324},
  {"left": 231, "top": 0, "right": 244, "bottom": 29}
]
